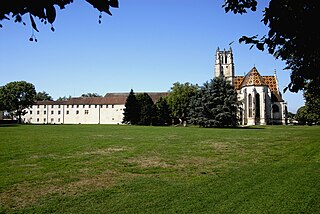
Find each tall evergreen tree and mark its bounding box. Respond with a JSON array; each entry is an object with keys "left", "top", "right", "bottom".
[
  {"left": 154, "top": 97, "right": 171, "bottom": 126},
  {"left": 189, "top": 77, "right": 239, "bottom": 128},
  {"left": 136, "top": 93, "right": 155, "bottom": 126},
  {"left": 122, "top": 89, "right": 140, "bottom": 125}
]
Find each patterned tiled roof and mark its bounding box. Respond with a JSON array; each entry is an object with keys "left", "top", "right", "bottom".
[
  {"left": 239, "top": 67, "right": 266, "bottom": 88},
  {"left": 233, "top": 67, "right": 279, "bottom": 92},
  {"left": 234, "top": 76, "right": 244, "bottom": 90},
  {"left": 232, "top": 67, "right": 283, "bottom": 101},
  {"left": 262, "top": 76, "right": 278, "bottom": 92}
]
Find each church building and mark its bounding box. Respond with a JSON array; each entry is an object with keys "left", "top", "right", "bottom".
[{"left": 215, "top": 47, "right": 287, "bottom": 125}]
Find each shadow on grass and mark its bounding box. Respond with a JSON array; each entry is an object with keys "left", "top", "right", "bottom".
[
  {"left": 178, "top": 124, "right": 266, "bottom": 129},
  {"left": 235, "top": 126, "right": 266, "bottom": 129},
  {"left": 0, "top": 124, "right": 20, "bottom": 128}
]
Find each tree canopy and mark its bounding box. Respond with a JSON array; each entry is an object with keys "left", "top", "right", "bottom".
[
  {"left": 189, "top": 77, "right": 239, "bottom": 128},
  {"left": 56, "top": 96, "right": 72, "bottom": 101},
  {"left": 0, "top": 81, "right": 36, "bottom": 123},
  {"left": 153, "top": 97, "right": 171, "bottom": 126},
  {"left": 136, "top": 93, "right": 154, "bottom": 126},
  {"left": 122, "top": 89, "right": 140, "bottom": 125},
  {"left": 295, "top": 90, "right": 320, "bottom": 125},
  {"left": 0, "top": 0, "right": 119, "bottom": 41},
  {"left": 223, "top": 0, "right": 320, "bottom": 94},
  {"left": 166, "top": 82, "right": 198, "bottom": 124},
  {"left": 35, "top": 91, "right": 53, "bottom": 101},
  {"left": 81, "top": 93, "right": 102, "bottom": 98}
]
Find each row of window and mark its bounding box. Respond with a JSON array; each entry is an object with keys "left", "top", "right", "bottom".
[
  {"left": 30, "top": 110, "right": 91, "bottom": 115},
  {"left": 33, "top": 117, "right": 115, "bottom": 123},
  {"left": 36, "top": 104, "right": 115, "bottom": 109},
  {"left": 30, "top": 108, "right": 123, "bottom": 115}
]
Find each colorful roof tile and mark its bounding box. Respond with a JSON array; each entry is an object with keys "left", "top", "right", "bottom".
[{"left": 239, "top": 67, "right": 266, "bottom": 88}]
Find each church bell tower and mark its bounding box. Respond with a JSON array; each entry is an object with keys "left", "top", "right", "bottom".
[{"left": 214, "top": 47, "right": 235, "bottom": 84}]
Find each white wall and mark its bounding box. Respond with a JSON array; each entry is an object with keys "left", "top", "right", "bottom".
[{"left": 22, "top": 104, "right": 125, "bottom": 125}]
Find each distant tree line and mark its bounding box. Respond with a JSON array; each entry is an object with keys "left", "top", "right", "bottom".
[
  {"left": 295, "top": 90, "right": 320, "bottom": 125},
  {"left": 1, "top": 77, "right": 240, "bottom": 127},
  {"left": 122, "top": 77, "right": 240, "bottom": 128}
]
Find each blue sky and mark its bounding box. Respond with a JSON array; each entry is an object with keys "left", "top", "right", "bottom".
[{"left": 0, "top": 0, "right": 304, "bottom": 113}]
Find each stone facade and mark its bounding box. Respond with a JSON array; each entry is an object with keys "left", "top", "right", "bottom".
[{"left": 215, "top": 48, "right": 287, "bottom": 125}]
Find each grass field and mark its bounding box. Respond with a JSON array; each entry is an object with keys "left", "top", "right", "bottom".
[{"left": 0, "top": 124, "right": 319, "bottom": 213}]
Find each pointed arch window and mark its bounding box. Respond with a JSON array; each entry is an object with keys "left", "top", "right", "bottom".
[
  {"left": 255, "top": 93, "right": 260, "bottom": 118},
  {"left": 272, "top": 104, "right": 279, "bottom": 113},
  {"left": 248, "top": 94, "right": 252, "bottom": 117}
]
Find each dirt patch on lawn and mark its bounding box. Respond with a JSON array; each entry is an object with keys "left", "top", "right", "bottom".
[
  {"left": 0, "top": 171, "right": 117, "bottom": 210},
  {"left": 127, "top": 156, "right": 172, "bottom": 168}
]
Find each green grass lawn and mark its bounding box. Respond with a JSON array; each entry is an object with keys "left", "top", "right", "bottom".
[{"left": 0, "top": 124, "right": 319, "bottom": 213}]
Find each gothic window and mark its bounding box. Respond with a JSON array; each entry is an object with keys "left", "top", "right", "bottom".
[
  {"left": 248, "top": 94, "right": 252, "bottom": 117},
  {"left": 272, "top": 104, "right": 279, "bottom": 113},
  {"left": 255, "top": 93, "right": 260, "bottom": 118}
]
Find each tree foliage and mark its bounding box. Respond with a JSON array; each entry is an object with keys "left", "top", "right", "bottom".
[
  {"left": 35, "top": 91, "right": 53, "bottom": 101},
  {"left": 0, "top": 0, "right": 119, "bottom": 41},
  {"left": 0, "top": 81, "right": 36, "bottom": 123},
  {"left": 56, "top": 95, "right": 71, "bottom": 101},
  {"left": 295, "top": 90, "right": 320, "bottom": 125},
  {"left": 189, "top": 77, "right": 239, "bottom": 128},
  {"left": 136, "top": 93, "right": 154, "bottom": 126},
  {"left": 122, "top": 89, "right": 140, "bottom": 125},
  {"left": 153, "top": 97, "right": 171, "bottom": 126},
  {"left": 166, "top": 82, "right": 198, "bottom": 124},
  {"left": 223, "top": 0, "right": 320, "bottom": 94},
  {"left": 81, "top": 93, "right": 102, "bottom": 98},
  {"left": 295, "top": 106, "right": 308, "bottom": 125}
]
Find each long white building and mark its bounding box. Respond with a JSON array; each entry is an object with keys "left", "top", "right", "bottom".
[{"left": 22, "top": 93, "right": 168, "bottom": 124}]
